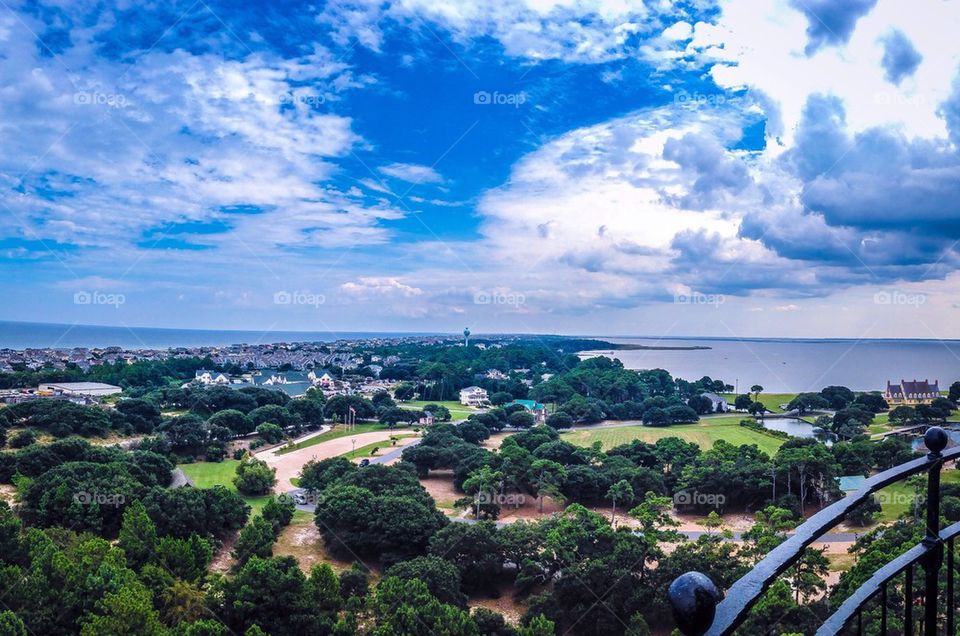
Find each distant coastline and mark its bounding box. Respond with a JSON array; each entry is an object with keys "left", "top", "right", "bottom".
[{"left": 612, "top": 343, "right": 711, "bottom": 351}]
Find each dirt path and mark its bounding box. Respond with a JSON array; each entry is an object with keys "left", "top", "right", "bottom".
[{"left": 258, "top": 430, "right": 418, "bottom": 492}]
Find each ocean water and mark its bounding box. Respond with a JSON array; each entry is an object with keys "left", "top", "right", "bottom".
[
  {"left": 583, "top": 336, "right": 960, "bottom": 393},
  {"left": 0, "top": 321, "right": 430, "bottom": 350}
]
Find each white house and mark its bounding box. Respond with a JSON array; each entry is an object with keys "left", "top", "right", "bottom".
[
  {"left": 308, "top": 371, "right": 335, "bottom": 388},
  {"left": 194, "top": 370, "right": 230, "bottom": 385},
  {"left": 459, "top": 386, "right": 489, "bottom": 407}
]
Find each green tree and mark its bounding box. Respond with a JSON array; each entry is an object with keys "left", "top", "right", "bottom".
[
  {"left": 0, "top": 611, "right": 26, "bottom": 636},
  {"left": 79, "top": 583, "right": 166, "bottom": 636},
  {"left": 233, "top": 516, "right": 276, "bottom": 566},
  {"left": 118, "top": 500, "right": 157, "bottom": 570},
  {"left": 385, "top": 555, "right": 467, "bottom": 607},
  {"left": 606, "top": 479, "right": 634, "bottom": 527},
  {"left": 255, "top": 423, "right": 284, "bottom": 444},
  {"left": 462, "top": 465, "right": 503, "bottom": 519},
  {"left": 155, "top": 534, "right": 212, "bottom": 582},
  {"left": 233, "top": 455, "right": 277, "bottom": 495},
  {"left": 530, "top": 459, "right": 567, "bottom": 513}
]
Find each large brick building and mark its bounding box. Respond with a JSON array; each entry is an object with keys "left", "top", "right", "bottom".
[{"left": 883, "top": 379, "right": 941, "bottom": 405}]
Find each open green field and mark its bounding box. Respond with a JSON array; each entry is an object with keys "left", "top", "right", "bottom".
[
  {"left": 276, "top": 422, "right": 404, "bottom": 455},
  {"left": 561, "top": 417, "right": 786, "bottom": 456},
  {"left": 399, "top": 400, "right": 479, "bottom": 420},
  {"left": 721, "top": 393, "right": 797, "bottom": 413},
  {"left": 179, "top": 460, "right": 272, "bottom": 515}
]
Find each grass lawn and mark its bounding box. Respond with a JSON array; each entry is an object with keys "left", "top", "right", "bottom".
[
  {"left": 399, "top": 400, "right": 479, "bottom": 420},
  {"left": 561, "top": 417, "right": 786, "bottom": 456},
  {"left": 343, "top": 434, "right": 416, "bottom": 460},
  {"left": 721, "top": 393, "right": 797, "bottom": 413},
  {"left": 873, "top": 469, "right": 960, "bottom": 523},
  {"left": 179, "top": 460, "right": 273, "bottom": 515},
  {"left": 276, "top": 422, "right": 405, "bottom": 455}
]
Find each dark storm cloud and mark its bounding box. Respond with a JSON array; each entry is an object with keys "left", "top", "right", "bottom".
[
  {"left": 789, "top": 0, "right": 878, "bottom": 55},
  {"left": 880, "top": 30, "right": 923, "bottom": 85}
]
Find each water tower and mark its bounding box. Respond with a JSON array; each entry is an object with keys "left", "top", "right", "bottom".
[{"left": 463, "top": 327, "right": 471, "bottom": 347}]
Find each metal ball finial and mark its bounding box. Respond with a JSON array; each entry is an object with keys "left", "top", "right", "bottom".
[
  {"left": 669, "top": 572, "right": 720, "bottom": 636},
  {"left": 925, "top": 426, "right": 948, "bottom": 456}
]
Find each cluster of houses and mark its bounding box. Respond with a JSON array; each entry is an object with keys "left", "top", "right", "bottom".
[
  {"left": 0, "top": 337, "right": 415, "bottom": 375},
  {"left": 190, "top": 368, "right": 395, "bottom": 399}
]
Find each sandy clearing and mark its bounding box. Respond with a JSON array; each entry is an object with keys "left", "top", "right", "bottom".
[{"left": 259, "top": 430, "right": 418, "bottom": 492}]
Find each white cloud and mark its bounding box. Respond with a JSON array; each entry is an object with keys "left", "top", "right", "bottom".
[
  {"left": 340, "top": 277, "right": 425, "bottom": 298},
  {"left": 378, "top": 162, "right": 445, "bottom": 184}
]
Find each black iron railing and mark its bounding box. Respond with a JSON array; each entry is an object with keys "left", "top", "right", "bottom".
[{"left": 669, "top": 426, "right": 960, "bottom": 636}]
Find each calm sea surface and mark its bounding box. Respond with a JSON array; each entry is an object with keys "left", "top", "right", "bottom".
[{"left": 583, "top": 336, "right": 960, "bottom": 393}]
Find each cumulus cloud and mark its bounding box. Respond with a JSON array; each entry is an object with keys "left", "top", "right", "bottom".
[
  {"left": 789, "top": 0, "right": 878, "bottom": 55},
  {"left": 880, "top": 29, "right": 923, "bottom": 84}
]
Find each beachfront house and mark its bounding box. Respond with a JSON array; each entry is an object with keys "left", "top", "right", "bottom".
[
  {"left": 459, "top": 386, "right": 489, "bottom": 407},
  {"left": 884, "top": 379, "right": 942, "bottom": 405}
]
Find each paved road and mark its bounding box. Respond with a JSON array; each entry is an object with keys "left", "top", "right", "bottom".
[{"left": 370, "top": 438, "right": 421, "bottom": 464}]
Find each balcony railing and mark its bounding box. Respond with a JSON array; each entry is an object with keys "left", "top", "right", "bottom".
[{"left": 669, "top": 426, "right": 960, "bottom": 636}]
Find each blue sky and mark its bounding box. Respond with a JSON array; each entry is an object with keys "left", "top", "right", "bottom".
[{"left": 3, "top": 0, "right": 960, "bottom": 339}]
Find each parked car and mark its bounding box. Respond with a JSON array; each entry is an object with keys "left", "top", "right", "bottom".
[{"left": 359, "top": 459, "right": 370, "bottom": 467}]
